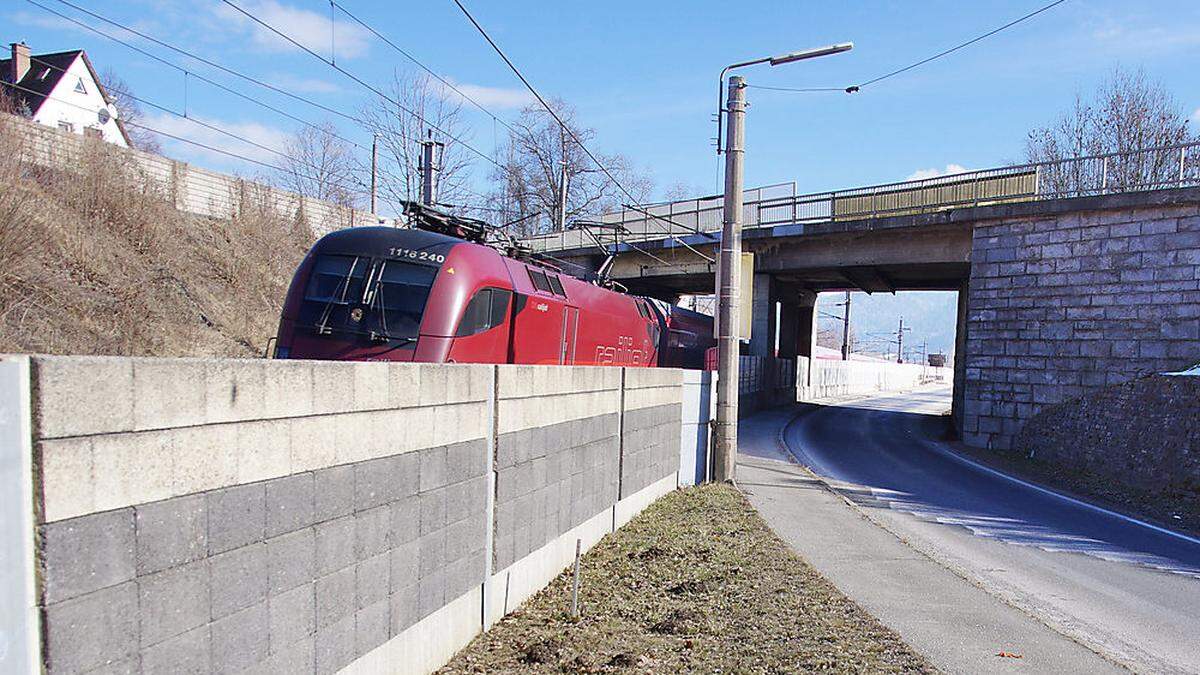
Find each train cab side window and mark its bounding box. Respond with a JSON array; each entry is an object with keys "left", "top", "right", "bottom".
[
  {"left": 547, "top": 274, "right": 566, "bottom": 297},
  {"left": 456, "top": 287, "right": 513, "bottom": 337},
  {"left": 635, "top": 300, "right": 649, "bottom": 319},
  {"left": 527, "top": 267, "right": 553, "bottom": 294}
]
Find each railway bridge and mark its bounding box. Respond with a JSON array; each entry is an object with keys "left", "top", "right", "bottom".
[{"left": 524, "top": 144, "right": 1200, "bottom": 450}]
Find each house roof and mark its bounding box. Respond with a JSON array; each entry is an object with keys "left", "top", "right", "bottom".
[{"left": 1, "top": 49, "right": 133, "bottom": 146}]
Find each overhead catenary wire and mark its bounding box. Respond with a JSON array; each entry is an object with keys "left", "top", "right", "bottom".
[
  {"left": 32, "top": 0, "right": 367, "bottom": 133},
  {"left": 218, "top": 0, "right": 509, "bottom": 175},
  {"left": 745, "top": 0, "right": 1070, "bottom": 95},
  {"left": 854, "top": 0, "right": 1069, "bottom": 89},
  {"left": 328, "top": 1, "right": 517, "bottom": 135},
  {"left": 447, "top": 0, "right": 715, "bottom": 265},
  {"left": 224, "top": 0, "right": 697, "bottom": 272},
  {"left": 2, "top": 77, "right": 394, "bottom": 204}
]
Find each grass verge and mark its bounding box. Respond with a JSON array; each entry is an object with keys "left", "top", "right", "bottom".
[{"left": 440, "top": 484, "right": 933, "bottom": 673}]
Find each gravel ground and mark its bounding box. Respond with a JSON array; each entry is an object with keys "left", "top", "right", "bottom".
[{"left": 440, "top": 484, "right": 934, "bottom": 674}]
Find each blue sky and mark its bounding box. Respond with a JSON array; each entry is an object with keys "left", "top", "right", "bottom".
[
  {"left": 9, "top": 0, "right": 1200, "bottom": 208},
  {"left": 11, "top": 1, "right": 1200, "bottom": 356}
]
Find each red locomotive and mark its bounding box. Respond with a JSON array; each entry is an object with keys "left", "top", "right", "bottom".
[{"left": 274, "top": 207, "right": 714, "bottom": 368}]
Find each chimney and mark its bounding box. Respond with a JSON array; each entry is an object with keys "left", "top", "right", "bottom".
[{"left": 10, "top": 42, "right": 30, "bottom": 83}]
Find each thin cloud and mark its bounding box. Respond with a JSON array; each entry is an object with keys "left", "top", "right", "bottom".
[
  {"left": 272, "top": 74, "right": 341, "bottom": 94},
  {"left": 214, "top": 0, "right": 371, "bottom": 60},
  {"left": 1192, "top": 108, "right": 1200, "bottom": 124},
  {"left": 906, "top": 164, "right": 971, "bottom": 181},
  {"left": 143, "top": 111, "right": 290, "bottom": 167},
  {"left": 440, "top": 79, "right": 535, "bottom": 110}
]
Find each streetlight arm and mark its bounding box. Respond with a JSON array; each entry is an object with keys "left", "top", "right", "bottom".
[{"left": 716, "top": 42, "right": 852, "bottom": 154}]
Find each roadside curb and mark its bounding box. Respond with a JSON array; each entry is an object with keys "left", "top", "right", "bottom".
[{"left": 763, "top": 404, "right": 1139, "bottom": 674}]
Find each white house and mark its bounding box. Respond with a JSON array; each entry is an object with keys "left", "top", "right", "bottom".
[{"left": 1, "top": 42, "right": 130, "bottom": 147}]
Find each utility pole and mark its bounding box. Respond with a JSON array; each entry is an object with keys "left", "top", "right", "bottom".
[
  {"left": 419, "top": 132, "right": 443, "bottom": 207},
  {"left": 557, "top": 127, "right": 569, "bottom": 231},
  {"left": 841, "top": 291, "right": 851, "bottom": 360},
  {"left": 369, "top": 134, "right": 378, "bottom": 214},
  {"left": 713, "top": 74, "right": 746, "bottom": 484},
  {"left": 896, "top": 317, "right": 911, "bottom": 364}
]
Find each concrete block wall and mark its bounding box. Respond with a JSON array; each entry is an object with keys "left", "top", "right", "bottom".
[
  {"left": 492, "top": 366, "right": 621, "bottom": 572},
  {"left": 26, "top": 357, "right": 490, "bottom": 675},
  {"left": 1, "top": 356, "right": 705, "bottom": 675},
  {"left": 621, "top": 368, "right": 683, "bottom": 498},
  {"left": 677, "top": 371, "right": 714, "bottom": 486},
  {"left": 964, "top": 203, "right": 1200, "bottom": 450}
]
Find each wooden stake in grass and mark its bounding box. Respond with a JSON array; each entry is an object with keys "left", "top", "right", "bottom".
[{"left": 571, "top": 538, "right": 582, "bottom": 619}]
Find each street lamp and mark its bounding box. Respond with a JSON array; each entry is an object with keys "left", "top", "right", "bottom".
[
  {"left": 711, "top": 42, "right": 853, "bottom": 485},
  {"left": 715, "top": 43, "right": 853, "bottom": 154}
]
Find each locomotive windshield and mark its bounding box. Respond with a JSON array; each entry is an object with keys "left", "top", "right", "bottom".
[{"left": 297, "top": 253, "right": 437, "bottom": 343}]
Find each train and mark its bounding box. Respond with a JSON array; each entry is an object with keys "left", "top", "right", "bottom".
[{"left": 273, "top": 207, "right": 715, "bottom": 368}]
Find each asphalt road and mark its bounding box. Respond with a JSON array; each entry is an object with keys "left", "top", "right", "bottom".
[{"left": 777, "top": 386, "right": 1200, "bottom": 673}]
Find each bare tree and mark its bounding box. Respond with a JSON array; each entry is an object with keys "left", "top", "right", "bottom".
[
  {"left": 279, "top": 120, "right": 360, "bottom": 208},
  {"left": 662, "top": 181, "right": 706, "bottom": 202},
  {"left": 487, "top": 99, "right": 653, "bottom": 237},
  {"left": 99, "top": 68, "right": 161, "bottom": 153},
  {"left": 1026, "top": 67, "right": 1199, "bottom": 195},
  {"left": 359, "top": 71, "right": 474, "bottom": 212}
]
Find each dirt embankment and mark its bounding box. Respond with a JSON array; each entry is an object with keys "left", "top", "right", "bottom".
[
  {"left": 441, "top": 484, "right": 933, "bottom": 673},
  {"left": 0, "top": 118, "right": 311, "bottom": 358}
]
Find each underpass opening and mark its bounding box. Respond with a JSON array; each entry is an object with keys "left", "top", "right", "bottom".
[{"left": 804, "top": 289, "right": 960, "bottom": 417}]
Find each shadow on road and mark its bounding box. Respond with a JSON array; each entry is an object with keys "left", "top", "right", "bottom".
[{"left": 782, "top": 391, "right": 1200, "bottom": 578}]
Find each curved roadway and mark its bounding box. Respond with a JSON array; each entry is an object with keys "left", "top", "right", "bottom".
[{"left": 780, "top": 386, "right": 1200, "bottom": 673}]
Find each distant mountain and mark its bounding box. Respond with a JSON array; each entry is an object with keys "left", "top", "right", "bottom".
[{"left": 816, "top": 290, "right": 958, "bottom": 363}]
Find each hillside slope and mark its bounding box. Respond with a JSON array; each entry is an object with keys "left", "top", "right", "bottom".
[{"left": 0, "top": 121, "right": 312, "bottom": 357}]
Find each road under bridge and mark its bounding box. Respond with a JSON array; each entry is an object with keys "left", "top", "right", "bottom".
[{"left": 526, "top": 148, "right": 1200, "bottom": 450}]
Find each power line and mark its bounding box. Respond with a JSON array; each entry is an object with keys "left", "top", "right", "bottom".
[
  {"left": 2, "top": 77, "right": 379, "bottom": 199},
  {"left": 219, "top": 0, "right": 508, "bottom": 175},
  {"left": 29, "top": 0, "right": 367, "bottom": 139},
  {"left": 15, "top": 51, "right": 381, "bottom": 195},
  {"left": 855, "top": 0, "right": 1069, "bottom": 89},
  {"left": 746, "top": 85, "right": 844, "bottom": 93},
  {"left": 5, "top": 80, "right": 284, "bottom": 173},
  {"left": 328, "top": 1, "right": 517, "bottom": 135},
  {"left": 740, "top": 0, "right": 1070, "bottom": 96},
  {"left": 448, "top": 0, "right": 715, "bottom": 265},
  {"left": 447, "top": 0, "right": 638, "bottom": 205}
]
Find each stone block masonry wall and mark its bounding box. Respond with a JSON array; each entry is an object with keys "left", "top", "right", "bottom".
[
  {"left": 963, "top": 203, "right": 1200, "bottom": 450},
  {"left": 1, "top": 356, "right": 707, "bottom": 675},
  {"left": 1016, "top": 374, "right": 1200, "bottom": 492}
]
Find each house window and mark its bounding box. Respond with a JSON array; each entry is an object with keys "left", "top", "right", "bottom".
[
  {"left": 58, "top": 121, "right": 75, "bottom": 133},
  {"left": 74, "top": 78, "right": 87, "bottom": 95}
]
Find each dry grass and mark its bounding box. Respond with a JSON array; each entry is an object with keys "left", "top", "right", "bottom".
[
  {"left": 0, "top": 116, "right": 312, "bottom": 357},
  {"left": 441, "top": 484, "right": 934, "bottom": 674}
]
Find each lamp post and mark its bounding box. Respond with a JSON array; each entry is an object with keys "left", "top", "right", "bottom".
[{"left": 712, "top": 43, "right": 852, "bottom": 484}]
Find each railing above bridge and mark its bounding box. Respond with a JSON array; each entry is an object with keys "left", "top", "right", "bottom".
[{"left": 525, "top": 141, "right": 1200, "bottom": 254}]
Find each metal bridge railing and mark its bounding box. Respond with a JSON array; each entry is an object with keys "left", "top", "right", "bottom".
[{"left": 524, "top": 141, "right": 1200, "bottom": 254}]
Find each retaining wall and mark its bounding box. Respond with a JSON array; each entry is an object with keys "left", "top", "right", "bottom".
[
  {"left": 5, "top": 114, "right": 379, "bottom": 238},
  {"left": 1015, "top": 374, "right": 1200, "bottom": 491},
  {"left": 0, "top": 356, "right": 698, "bottom": 675},
  {"left": 963, "top": 202, "right": 1200, "bottom": 450}
]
